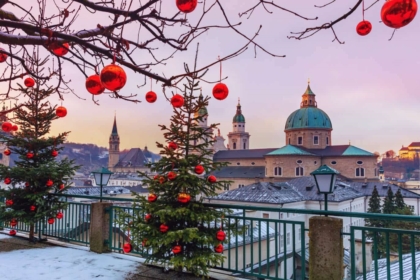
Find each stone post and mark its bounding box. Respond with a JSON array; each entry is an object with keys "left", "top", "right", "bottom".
[
  {"left": 309, "top": 216, "right": 343, "bottom": 280},
  {"left": 353, "top": 238, "right": 373, "bottom": 273},
  {"left": 90, "top": 202, "right": 112, "bottom": 253}
]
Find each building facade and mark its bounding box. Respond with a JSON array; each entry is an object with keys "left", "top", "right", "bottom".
[{"left": 399, "top": 142, "right": 420, "bottom": 160}]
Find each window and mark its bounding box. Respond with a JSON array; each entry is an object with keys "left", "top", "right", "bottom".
[
  {"left": 265, "top": 168, "right": 267, "bottom": 175},
  {"left": 236, "top": 162, "right": 240, "bottom": 166},
  {"left": 356, "top": 167, "right": 365, "bottom": 177},
  {"left": 298, "top": 228, "right": 301, "bottom": 241},
  {"left": 280, "top": 213, "right": 283, "bottom": 219},
  {"left": 326, "top": 137, "right": 329, "bottom": 145},
  {"left": 280, "top": 235, "right": 284, "bottom": 248},
  {"left": 331, "top": 161, "right": 337, "bottom": 165},
  {"left": 297, "top": 160, "right": 302, "bottom": 164},
  {"left": 295, "top": 166, "right": 303, "bottom": 177},
  {"left": 233, "top": 143, "right": 236, "bottom": 149},
  {"left": 238, "top": 125, "right": 241, "bottom": 127},
  {"left": 238, "top": 184, "right": 245, "bottom": 188},
  {"left": 274, "top": 167, "right": 282, "bottom": 177},
  {"left": 314, "top": 161, "right": 317, "bottom": 165},
  {"left": 298, "top": 137, "right": 303, "bottom": 145},
  {"left": 409, "top": 205, "right": 415, "bottom": 212},
  {"left": 357, "top": 160, "right": 363, "bottom": 165},
  {"left": 313, "top": 136, "right": 319, "bottom": 145},
  {"left": 234, "top": 125, "right": 237, "bottom": 127},
  {"left": 287, "top": 232, "right": 291, "bottom": 245},
  {"left": 263, "top": 213, "right": 269, "bottom": 219},
  {"left": 287, "top": 213, "right": 290, "bottom": 218},
  {"left": 251, "top": 162, "right": 255, "bottom": 165},
  {"left": 243, "top": 143, "right": 246, "bottom": 149},
  {"left": 0, "top": 153, "right": 2, "bottom": 160},
  {"left": 224, "top": 184, "right": 229, "bottom": 191},
  {"left": 374, "top": 168, "right": 377, "bottom": 177},
  {"left": 288, "top": 138, "right": 291, "bottom": 144}
]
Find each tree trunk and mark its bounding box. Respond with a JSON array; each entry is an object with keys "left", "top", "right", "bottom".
[{"left": 29, "top": 223, "right": 35, "bottom": 243}]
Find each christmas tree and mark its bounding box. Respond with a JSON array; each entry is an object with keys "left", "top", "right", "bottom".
[
  {"left": 119, "top": 58, "right": 234, "bottom": 277},
  {"left": 0, "top": 80, "right": 79, "bottom": 242}
]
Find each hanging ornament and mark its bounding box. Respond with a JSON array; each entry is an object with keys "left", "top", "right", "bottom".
[
  {"left": 4, "top": 149, "right": 11, "bottom": 156},
  {"left": 159, "top": 177, "right": 165, "bottom": 184},
  {"left": 46, "top": 179, "right": 54, "bottom": 187},
  {"left": 145, "top": 213, "right": 152, "bottom": 222},
  {"left": 2, "top": 122, "right": 12, "bottom": 132},
  {"left": 9, "top": 229, "right": 16, "bottom": 236},
  {"left": 176, "top": 0, "right": 197, "bottom": 13},
  {"left": 123, "top": 243, "right": 132, "bottom": 253},
  {"left": 168, "top": 142, "right": 178, "bottom": 150},
  {"left": 30, "top": 205, "right": 36, "bottom": 212},
  {"left": 0, "top": 48, "right": 8, "bottom": 63},
  {"left": 11, "top": 125, "right": 18, "bottom": 132},
  {"left": 4, "top": 177, "right": 11, "bottom": 185},
  {"left": 5, "top": 199, "right": 13, "bottom": 206},
  {"left": 49, "top": 42, "right": 70, "bottom": 56},
  {"left": 172, "top": 244, "right": 182, "bottom": 254},
  {"left": 208, "top": 175, "right": 217, "bottom": 183},
  {"left": 86, "top": 74, "right": 106, "bottom": 95},
  {"left": 24, "top": 77, "right": 35, "bottom": 88},
  {"left": 216, "top": 230, "right": 226, "bottom": 241},
  {"left": 381, "top": 0, "right": 418, "bottom": 29},
  {"left": 178, "top": 193, "right": 191, "bottom": 204},
  {"left": 171, "top": 94, "right": 184, "bottom": 108},
  {"left": 25, "top": 182, "right": 30, "bottom": 187},
  {"left": 26, "top": 152, "right": 34, "bottom": 159},
  {"left": 194, "top": 165, "right": 204, "bottom": 175},
  {"left": 56, "top": 212, "right": 63, "bottom": 219},
  {"left": 142, "top": 239, "right": 148, "bottom": 247},
  {"left": 56, "top": 106, "right": 67, "bottom": 118},
  {"left": 159, "top": 224, "right": 169, "bottom": 233},
  {"left": 100, "top": 64, "right": 127, "bottom": 91},
  {"left": 10, "top": 219, "right": 17, "bottom": 227},
  {"left": 153, "top": 175, "right": 159, "bottom": 180},
  {"left": 148, "top": 193, "right": 158, "bottom": 202},
  {"left": 59, "top": 183, "right": 65, "bottom": 190},
  {"left": 214, "top": 244, "right": 224, "bottom": 253},
  {"left": 213, "top": 83, "right": 229, "bottom": 101},
  {"left": 145, "top": 91, "right": 157, "bottom": 103},
  {"left": 51, "top": 150, "right": 59, "bottom": 157},
  {"left": 356, "top": 21, "right": 372, "bottom": 36},
  {"left": 167, "top": 171, "right": 177, "bottom": 181},
  {"left": 47, "top": 217, "right": 55, "bottom": 225}
]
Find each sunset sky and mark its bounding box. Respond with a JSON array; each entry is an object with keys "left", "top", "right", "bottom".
[{"left": 4, "top": 1, "right": 419, "bottom": 155}]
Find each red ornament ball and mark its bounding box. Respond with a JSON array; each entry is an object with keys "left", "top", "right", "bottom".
[
  {"left": 194, "top": 165, "right": 204, "bottom": 175},
  {"left": 214, "top": 244, "right": 224, "bottom": 253},
  {"left": 168, "top": 142, "right": 178, "bottom": 150},
  {"left": 167, "top": 171, "right": 177, "bottom": 181},
  {"left": 212, "top": 83, "right": 229, "bottom": 100},
  {"left": 176, "top": 0, "right": 197, "bottom": 13},
  {"left": 56, "top": 106, "right": 67, "bottom": 118},
  {"left": 30, "top": 205, "right": 36, "bottom": 212},
  {"left": 123, "top": 243, "right": 132, "bottom": 253},
  {"left": 142, "top": 239, "right": 148, "bottom": 247},
  {"left": 59, "top": 183, "right": 65, "bottom": 190},
  {"left": 153, "top": 175, "right": 159, "bottom": 180},
  {"left": 159, "top": 177, "right": 165, "bottom": 184},
  {"left": 86, "top": 74, "right": 105, "bottom": 95},
  {"left": 145, "top": 91, "right": 157, "bottom": 103},
  {"left": 51, "top": 150, "right": 58, "bottom": 157},
  {"left": 0, "top": 48, "right": 8, "bottom": 63},
  {"left": 2, "top": 122, "right": 12, "bottom": 132},
  {"left": 178, "top": 193, "right": 191, "bottom": 204},
  {"left": 46, "top": 179, "right": 54, "bottom": 187},
  {"left": 5, "top": 199, "right": 13, "bottom": 206},
  {"left": 9, "top": 229, "right": 16, "bottom": 236},
  {"left": 25, "top": 182, "right": 30, "bottom": 187},
  {"left": 4, "top": 177, "right": 11, "bottom": 185},
  {"left": 148, "top": 193, "right": 158, "bottom": 202},
  {"left": 171, "top": 94, "right": 184, "bottom": 108},
  {"left": 24, "top": 77, "right": 35, "bottom": 88},
  {"left": 216, "top": 230, "right": 226, "bottom": 241},
  {"left": 356, "top": 21, "right": 372, "bottom": 36},
  {"left": 11, "top": 125, "right": 18, "bottom": 132},
  {"left": 48, "top": 217, "right": 55, "bottom": 225},
  {"left": 172, "top": 245, "right": 182, "bottom": 254},
  {"left": 26, "top": 152, "right": 34, "bottom": 159},
  {"left": 56, "top": 212, "right": 63, "bottom": 219},
  {"left": 381, "top": 0, "right": 418, "bottom": 29},
  {"left": 100, "top": 64, "right": 127, "bottom": 91},
  {"left": 145, "top": 213, "right": 152, "bottom": 222},
  {"left": 10, "top": 219, "right": 17, "bottom": 227},
  {"left": 4, "top": 149, "right": 11, "bottom": 156},
  {"left": 159, "top": 224, "right": 169, "bottom": 233},
  {"left": 208, "top": 175, "right": 217, "bottom": 183},
  {"left": 49, "top": 42, "right": 70, "bottom": 56}
]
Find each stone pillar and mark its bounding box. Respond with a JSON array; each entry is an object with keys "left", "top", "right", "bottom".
[
  {"left": 353, "top": 238, "right": 373, "bottom": 273},
  {"left": 90, "top": 202, "right": 112, "bottom": 253},
  {"left": 309, "top": 216, "right": 343, "bottom": 280}
]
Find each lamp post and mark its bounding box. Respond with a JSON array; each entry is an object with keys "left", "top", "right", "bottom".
[
  {"left": 91, "top": 167, "right": 113, "bottom": 202},
  {"left": 310, "top": 164, "right": 340, "bottom": 216}
]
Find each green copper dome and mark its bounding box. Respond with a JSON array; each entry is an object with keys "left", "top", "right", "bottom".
[
  {"left": 233, "top": 101, "right": 245, "bottom": 123},
  {"left": 285, "top": 107, "right": 332, "bottom": 131}
]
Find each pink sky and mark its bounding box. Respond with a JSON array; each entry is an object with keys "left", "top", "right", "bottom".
[{"left": 3, "top": 1, "right": 419, "bottom": 155}]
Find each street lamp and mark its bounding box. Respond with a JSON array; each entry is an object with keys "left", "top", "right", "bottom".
[
  {"left": 91, "top": 167, "right": 113, "bottom": 202},
  {"left": 310, "top": 164, "right": 340, "bottom": 216}
]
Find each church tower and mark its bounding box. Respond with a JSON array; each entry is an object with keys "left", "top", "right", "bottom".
[
  {"left": 192, "top": 92, "right": 213, "bottom": 153},
  {"left": 379, "top": 166, "right": 385, "bottom": 182},
  {"left": 108, "top": 115, "right": 120, "bottom": 170},
  {"left": 227, "top": 99, "right": 250, "bottom": 150}
]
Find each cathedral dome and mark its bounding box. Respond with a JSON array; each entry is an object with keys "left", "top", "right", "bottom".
[{"left": 233, "top": 101, "right": 245, "bottom": 123}]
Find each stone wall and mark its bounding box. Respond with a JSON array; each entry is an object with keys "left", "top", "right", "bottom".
[{"left": 285, "top": 129, "right": 332, "bottom": 149}]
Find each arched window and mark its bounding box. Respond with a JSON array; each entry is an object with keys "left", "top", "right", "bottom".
[
  {"left": 355, "top": 168, "right": 365, "bottom": 177},
  {"left": 326, "top": 137, "right": 329, "bottom": 145},
  {"left": 274, "top": 167, "right": 282, "bottom": 177},
  {"left": 243, "top": 143, "right": 246, "bottom": 149},
  {"left": 233, "top": 143, "right": 236, "bottom": 150},
  {"left": 295, "top": 167, "right": 303, "bottom": 177},
  {"left": 374, "top": 168, "right": 377, "bottom": 177},
  {"left": 288, "top": 138, "right": 291, "bottom": 145}
]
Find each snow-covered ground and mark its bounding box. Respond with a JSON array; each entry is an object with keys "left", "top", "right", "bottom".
[{"left": 0, "top": 234, "right": 140, "bottom": 280}]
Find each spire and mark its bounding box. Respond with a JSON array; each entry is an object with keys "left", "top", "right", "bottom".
[
  {"left": 111, "top": 114, "right": 118, "bottom": 135},
  {"left": 300, "top": 81, "right": 317, "bottom": 108},
  {"left": 232, "top": 99, "right": 245, "bottom": 123}
]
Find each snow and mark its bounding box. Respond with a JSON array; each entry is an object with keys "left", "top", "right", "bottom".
[
  {"left": 0, "top": 235, "right": 141, "bottom": 280},
  {"left": 0, "top": 234, "right": 11, "bottom": 239}
]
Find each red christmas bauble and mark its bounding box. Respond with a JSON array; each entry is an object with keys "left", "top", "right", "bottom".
[
  {"left": 153, "top": 175, "right": 159, "bottom": 180},
  {"left": 0, "top": 48, "right": 8, "bottom": 63},
  {"left": 86, "top": 74, "right": 106, "bottom": 95},
  {"left": 148, "top": 193, "right": 158, "bottom": 202},
  {"left": 4, "top": 149, "right": 11, "bottom": 156},
  {"left": 159, "top": 177, "right": 165, "bottom": 184},
  {"left": 11, "top": 125, "right": 18, "bottom": 132},
  {"left": 48, "top": 217, "right": 55, "bottom": 225},
  {"left": 49, "top": 42, "right": 70, "bottom": 56},
  {"left": 5, "top": 199, "right": 13, "bottom": 206},
  {"left": 168, "top": 142, "right": 178, "bottom": 150},
  {"left": 25, "top": 182, "right": 30, "bottom": 187},
  {"left": 145, "top": 213, "right": 152, "bottom": 222},
  {"left": 26, "top": 152, "right": 34, "bottom": 159},
  {"left": 123, "top": 243, "right": 132, "bottom": 253},
  {"left": 100, "top": 64, "right": 127, "bottom": 91},
  {"left": 356, "top": 20, "right": 372, "bottom": 36},
  {"left": 56, "top": 212, "right": 63, "bottom": 219},
  {"left": 145, "top": 91, "right": 157, "bottom": 103},
  {"left": 56, "top": 106, "right": 67, "bottom": 118},
  {"left": 212, "top": 83, "right": 229, "bottom": 100},
  {"left": 10, "top": 219, "right": 17, "bottom": 227},
  {"left": 159, "top": 224, "right": 169, "bottom": 233},
  {"left": 51, "top": 150, "right": 58, "bottom": 157},
  {"left": 46, "top": 179, "right": 54, "bottom": 187},
  {"left": 167, "top": 171, "right": 177, "bottom": 181},
  {"left": 2, "top": 122, "right": 12, "bottom": 132},
  {"left": 194, "top": 165, "right": 204, "bottom": 175},
  {"left": 142, "top": 239, "right": 148, "bottom": 247},
  {"left": 381, "top": 0, "right": 418, "bottom": 28},
  {"left": 172, "top": 245, "right": 182, "bottom": 254},
  {"left": 30, "top": 205, "right": 36, "bottom": 212},
  {"left": 216, "top": 230, "right": 226, "bottom": 241},
  {"left": 208, "top": 175, "right": 217, "bottom": 183},
  {"left": 4, "top": 177, "right": 11, "bottom": 184},
  {"left": 176, "top": 0, "right": 197, "bottom": 13},
  {"left": 24, "top": 77, "right": 35, "bottom": 88},
  {"left": 59, "top": 183, "right": 65, "bottom": 190},
  {"left": 9, "top": 229, "right": 16, "bottom": 236},
  {"left": 178, "top": 193, "right": 191, "bottom": 204},
  {"left": 171, "top": 94, "right": 184, "bottom": 108},
  {"left": 214, "top": 244, "right": 224, "bottom": 253}
]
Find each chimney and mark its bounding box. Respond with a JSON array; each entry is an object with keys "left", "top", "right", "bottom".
[{"left": 351, "top": 238, "right": 373, "bottom": 273}]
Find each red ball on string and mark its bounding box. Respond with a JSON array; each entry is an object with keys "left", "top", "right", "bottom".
[
  {"left": 172, "top": 245, "right": 182, "bottom": 254},
  {"left": 46, "top": 179, "right": 54, "bottom": 187},
  {"left": 59, "top": 183, "right": 65, "bottom": 190},
  {"left": 26, "top": 152, "right": 34, "bottom": 159},
  {"left": 159, "top": 224, "right": 169, "bottom": 233},
  {"left": 171, "top": 94, "right": 184, "bottom": 108},
  {"left": 11, "top": 125, "right": 18, "bottom": 132},
  {"left": 381, "top": 0, "right": 418, "bottom": 29},
  {"left": 214, "top": 244, "right": 224, "bottom": 253},
  {"left": 168, "top": 142, "right": 178, "bottom": 150},
  {"left": 167, "top": 171, "right": 177, "bottom": 181},
  {"left": 0, "top": 48, "right": 8, "bottom": 63},
  {"left": 86, "top": 74, "right": 105, "bottom": 95},
  {"left": 49, "top": 42, "right": 70, "bottom": 56},
  {"left": 213, "top": 83, "right": 229, "bottom": 100},
  {"left": 48, "top": 217, "right": 55, "bottom": 225},
  {"left": 2, "top": 122, "right": 12, "bottom": 132},
  {"left": 145, "top": 91, "right": 157, "bottom": 103},
  {"left": 356, "top": 20, "right": 372, "bottom": 36},
  {"left": 5, "top": 199, "right": 13, "bottom": 206},
  {"left": 208, "top": 175, "right": 217, "bottom": 183},
  {"left": 30, "top": 205, "right": 36, "bottom": 212},
  {"left": 123, "top": 243, "right": 132, "bottom": 253},
  {"left": 178, "top": 193, "right": 191, "bottom": 204},
  {"left": 56, "top": 106, "right": 67, "bottom": 118},
  {"left": 24, "top": 77, "right": 35, "bottom": 88},
  {"left": 4, "top": 177, "right": 11, "bottom": 184},
  {"left": 194, "top": 165, "right": 204, "bottom": 175},
  {"left": 10, "top": 219, "right": 17, "bottom": 227},
  {"left": 176, "top": 0, "right": 197, "bottom": 13},
  {"left": 4, "top": 149, "right": 11, "bottom": 156},
  {"left": 52, "top": 150, "right": 58, "bottom": 157},
  {"left": 216, "top": 230, "right": 226, "bottom": 241},
  {"left": 56, "top": 212, "right": 63, "bottom": 219},
  {"left": 145, "top": 213, "right": 152, "bottom": 222},
  {"left": 100, "top": 64, "right": 127, "bottom": 91},
  {"left": 9, "top": 229, "right": 16, "bottom": 236},
  {"left": 148, "top": 193, "right": 158, "bottom": 202}
]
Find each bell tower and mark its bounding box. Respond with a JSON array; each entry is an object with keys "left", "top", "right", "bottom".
[
  {"left": 227, "top": 99, "right": 250, "bottom": 150},
  {"left": 108, "top": 114, "right": 120, "bottom": 170}
]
